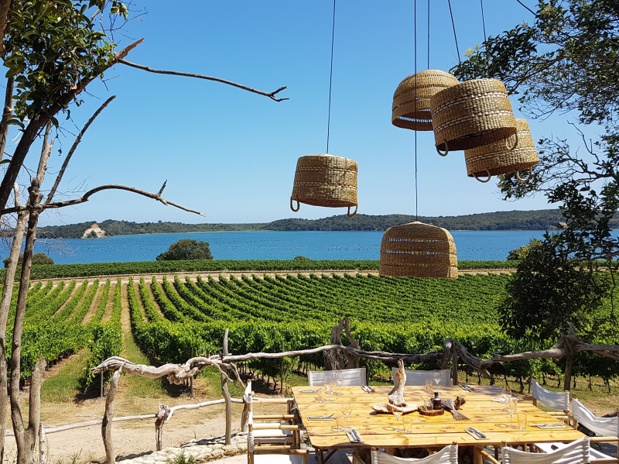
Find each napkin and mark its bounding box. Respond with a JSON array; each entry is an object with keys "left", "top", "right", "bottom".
[
  {"left": 465, "top": 427, "right": 487, "bottom": 439},
  {"left": 346, "top": 429, "right": 364, "bottom": 443},
  {"left": 532, "top": 423, "right": 567, "bottom": 429}
]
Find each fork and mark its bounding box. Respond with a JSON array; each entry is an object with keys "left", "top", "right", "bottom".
[{"left": 443, "top": 398, "right": 469, "bottom": 420}]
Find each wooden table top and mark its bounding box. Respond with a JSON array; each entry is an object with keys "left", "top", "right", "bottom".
[{"left": 292, "top": 385, "right": 583, "bottom": 450}]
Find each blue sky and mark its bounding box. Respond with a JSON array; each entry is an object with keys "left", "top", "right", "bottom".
[{"left": 21, "top": 0, "right": 585, "bottom": 226}]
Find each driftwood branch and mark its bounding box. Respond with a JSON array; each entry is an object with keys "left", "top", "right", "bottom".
[
  {"left": 102, "top": 368, "right": 121, "bottom": 464},
  {"left": 118, "top": 59, "right": 288, "bottom": 102},
  {"left": 92, "top": 356, "right": 234, "bottom": 384},
  {"left": 1, "top": 184, "right": 204, "bottom": 217}
]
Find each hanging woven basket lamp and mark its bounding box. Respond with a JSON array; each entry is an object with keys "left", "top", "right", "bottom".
[
  {"left": 429, "top": 78, "right": 518, "bottom": 156},
  {"left": 290, "top": 154, "right": 358, "bottom": 218},
  {"left": 379, "top": 222, "right": 458, "bottom": 278},
  {"left": 464, "top": 118, "right": 539, "bottom": 183},
  {"left": 392, "top": 70, "right": 460, "bottom": 131}
]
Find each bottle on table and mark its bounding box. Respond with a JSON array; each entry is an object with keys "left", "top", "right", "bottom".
[{"left": 432, "top": 391, "right": 442, "bottom": 410}]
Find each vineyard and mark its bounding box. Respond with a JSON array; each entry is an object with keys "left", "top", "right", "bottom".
[{"left": 12, "top": 271, "right": 619, "bottom": 388}]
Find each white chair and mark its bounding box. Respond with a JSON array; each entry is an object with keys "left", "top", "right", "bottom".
[
  {"left": 371, "top": 444, "right": 458, "bottom": 464},
  {"left": 531, "top": 378, "right": 570, "bottom": 418},
  {"left": 391, "top": 368, "right": 451, "bottom": 387},
  {"left": 528, "top": 378, "right": 573, "bottom": 453},
  {"left": 477, "top": 438, "right": 590, "bottom": 464},
  {"left": 244, "top": 382, "right": 308, "bottom": 464},
  {"left": 571, "top": 398, "right": 618, "bottom": 462},
  {"left": 307, "top": 367, "right": 367, "bottom": 386}
]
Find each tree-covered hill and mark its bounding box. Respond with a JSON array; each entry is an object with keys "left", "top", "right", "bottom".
[{"left": 33, "top": 209, "right": 618, "bottom": 238}]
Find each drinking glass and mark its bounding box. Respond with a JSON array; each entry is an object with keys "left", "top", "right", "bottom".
[
  {"left": 324, "top": 372, "right": 336, "bottom": 395},
  {"left": 340, "top": 399, "right": 352, "bottom": 429},
  {"left": 506, "top": 396, "right": 518, "bottom": 428},
  {"left": 336, "top": 371, "right": 344, "bottom": 389},
  {"left": 392, "top": 407, "right": 404, "bottom": 432},
  {"left": 425, "top": 379, "right": 433, "bottom": 393},
  {"left": 433, "top": 371, "right": 441, "bottom": 388}
]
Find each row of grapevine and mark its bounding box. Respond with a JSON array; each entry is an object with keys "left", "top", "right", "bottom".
[
  {"left": 17, "top": 259, "right": 514, "bottom": 280},
  {"left": 9, "top": 271, "right": 619, "bottom": 387}
]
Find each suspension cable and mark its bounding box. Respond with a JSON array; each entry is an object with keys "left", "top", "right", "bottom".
[
  {"left": 326, "top": 0, "right": 336, "bottom": 153},
  {"left": 447, "top": 0, "right": 461, "bottom": 64},
  {"left": 479, "top": 0, "right": 487, "bottom": 42}
]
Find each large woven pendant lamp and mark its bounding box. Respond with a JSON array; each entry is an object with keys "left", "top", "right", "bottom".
[
  {"left": 392, "top": 70, "right": 459, "bottom": 131},
  {"left": 290, "top": 154, "right": 358, "bottom": 217},
  {"left": 430, "top": 78, "right": 518, "bottom": 156},
  {"left": 289, "top": 0, "right": 358, "bottom": 218},
  {"left": 379, "top": 222, "right": 458, "bottom": 278},
  {"left": 464, "top": 118, "right": 539, "bottom": 182}
]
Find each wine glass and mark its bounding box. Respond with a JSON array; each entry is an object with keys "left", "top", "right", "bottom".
[
  {"left": 340, "top": 398, "right": 352, "bottom": 430},
  {"left": 324, "top": 372, "right": 336, "bottom": 395},
  {"left": 433, "top": 371, "right": 441, "bottom": 388},
  {"left": 506, "top": 396, "right": 518, "bottom": 428},
  {"left": 335, "top": 371, "right": 344, "bottom": 389}
]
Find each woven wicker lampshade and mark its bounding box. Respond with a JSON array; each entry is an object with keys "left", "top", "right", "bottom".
[
  {"left": 430, "top": 78, "right": 517, "bottom": 155},
  {"left": 290, "top": 154, "right": 358, "bottom": 217},
  {"left": 392, "top": 70, "right": 460, "bottom": 131},
  {"left": 379, "top": 222, "right": 458, "bottom": 278},
  {"left": 464, "top": 118, "right": 539, "bottom": 182}
]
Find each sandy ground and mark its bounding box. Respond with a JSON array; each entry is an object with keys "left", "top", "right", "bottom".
[{"left": 3, "top": 393, "right": 244, "bottom": 463}]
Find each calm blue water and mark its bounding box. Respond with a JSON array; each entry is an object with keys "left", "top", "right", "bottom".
[{"left": 4, "top": 229, "right": 557, "bottom": 264}]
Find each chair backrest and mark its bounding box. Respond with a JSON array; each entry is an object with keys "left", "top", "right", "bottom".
[
  {"left": 391, "top": 368, "right": 451, "bottom": 387},
  {"left": 572, "top": 398, "right": 619, "bottom": 438},
  {"left": 372, "top": 444, "right": 458, "bottom": 464},
  {"left": 307, "top": 367, "right": 367, "bottom": 386},
  {"left": 502, "top": 437, "right": 590, "bottom": 464},
  {"left": 531, "top": 378, "right": 570, "bottom": 412}
]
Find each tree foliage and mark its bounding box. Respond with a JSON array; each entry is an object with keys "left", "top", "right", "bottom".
[
  {"left": 452, "top": 0, "right": 619, "bottom": 340},
  {"left": 2, "top": 253, "right": 54, "bottom": 268},
  {"left": 498, "top": 234, "right": 607, "bottom": 343},
  {"left": 156, "top": 239, "right": 213, "bottom": 261}
]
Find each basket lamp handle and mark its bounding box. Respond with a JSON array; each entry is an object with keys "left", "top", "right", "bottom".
[
  {"left": 436, "top": 140, "right": 449, "bottom": 157},
  {"left": 290, "top": 198, "right": 300, "bottom": 212},
  {"left": 505, "top": 131, "right": 519, "bottom": 151},
  {"left": 474, "top": 170, "right": 492, "bottom": 183},
  {"left": 347, "top": 205, "right": 358, "bottom": 218},
  {"left": 516, "top": 168, "right": 533, "bottom": 183}
]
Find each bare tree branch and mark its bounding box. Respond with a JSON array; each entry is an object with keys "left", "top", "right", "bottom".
[
  {"left": 118, "top": 59, "right": 289, "bottom": 102},
  {"left": 45, "top": 95, "right": 117, "bottom": 204},
  {"left": 1, "top": 184, "right": 205, "bottom": 217}
]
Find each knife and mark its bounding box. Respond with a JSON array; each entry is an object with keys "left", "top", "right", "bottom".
[
  {"left": 466, "top": 427, "right": 487, "bottom": 439},
  {"left": 307, "top": 414, "right": 334, "bottom": 420},
  {"left": 351, "top": 429, "right": 363, "bottom": 442}
]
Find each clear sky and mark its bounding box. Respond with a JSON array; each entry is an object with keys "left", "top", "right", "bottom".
[{"left": 21, "top": 0, "right": 583, "bottom": 226}]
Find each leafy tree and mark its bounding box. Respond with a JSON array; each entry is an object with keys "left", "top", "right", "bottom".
[
  {"left": 0, "top": 1, "right": 285, "bottom": 461},
  {"left": 452, "top": 0, "right": 619, "bottom": 350},
  {"left": 506, "top": 238, "right": 542, "bottom": 261},
  {"left": 156, "top": 239, "right": 213, "bottom": 261},
  {"left": 498, "top": 234, "right": 607, "bottom": 343},
  {"left": 3, "top": 253, "right": 53, "bottom": 268}
]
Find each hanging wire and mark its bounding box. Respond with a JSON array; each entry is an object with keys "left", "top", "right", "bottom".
[
  {"left": 447, "top": 0, "right": 461, "bottom": 64},
  {"left": 414, "top": 0, "right": 418, "bottom": 220},
  {"left": 325, "top": 0, "right": 336, "bottom": 153},
  {"left": 479, "top": 0, "right": 487, "bottom": 42},
  {"left": 515, "top": 0, "right": 536, "bottom": 16},
  {"left": 427, "top": 0, "right": 430, "bottom": 69}
]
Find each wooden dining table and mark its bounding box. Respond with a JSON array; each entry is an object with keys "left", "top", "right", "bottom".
[{"left": 292, "top": 385, "right": 584, "bottom": 464}]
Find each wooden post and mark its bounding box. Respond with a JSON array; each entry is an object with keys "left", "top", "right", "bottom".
[
  {"left": 221, "top": 329, "right": 232, "bottom": 445},
  {"left": 451, "top": 343, "right": 459, "bottom": 386},
  {"left": 102, "top": 368, "right": 122, "bottom": 464},
  {"left": 39, "top": 423, "right": 46, "bottom": 464}
]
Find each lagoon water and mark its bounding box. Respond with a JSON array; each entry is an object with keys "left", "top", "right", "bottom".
[{"left": 6, "top": 229, "right": 557, "bottom": 264}]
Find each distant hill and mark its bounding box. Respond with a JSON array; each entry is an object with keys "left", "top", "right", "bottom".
[{"left": 32, "top": 209, "right": 605, "bottom": 239}]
